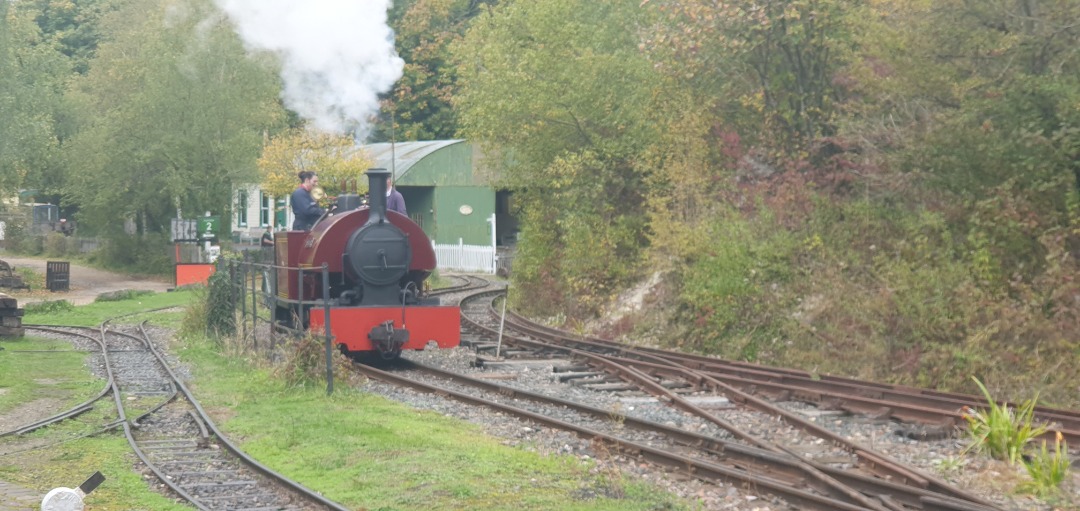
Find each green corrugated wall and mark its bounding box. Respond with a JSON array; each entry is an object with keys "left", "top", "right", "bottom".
[{"left": 395, "top": 142, "right": 495, "bottom": 245}]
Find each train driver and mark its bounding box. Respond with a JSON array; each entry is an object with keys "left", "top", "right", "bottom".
[{"left": 291, "top": 171, "right": 325, "bottom": 231}]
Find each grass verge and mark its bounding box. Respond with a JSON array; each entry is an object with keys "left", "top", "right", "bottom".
[
  {"left": 0, "top": 407, "right": 192, "bottom": 511},
  {"left": 177, "top": 332, "right": 687, "bottom": 510},
  {"left": 0, "top": 337, "right": 102, "bottom": 415},
  {"left": 24, "top": 288, "right": 193, "bottom": 328}
]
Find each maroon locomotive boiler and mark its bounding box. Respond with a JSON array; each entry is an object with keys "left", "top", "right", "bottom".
[{"left": 273, "top": 168, "right": 460, "bottom": 359}]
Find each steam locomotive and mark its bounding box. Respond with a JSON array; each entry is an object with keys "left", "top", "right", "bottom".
[{"left": 272, "top": 168, "right": 460, "bottom": 359}]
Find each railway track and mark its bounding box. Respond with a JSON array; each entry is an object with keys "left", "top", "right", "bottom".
[
  {"left": 353, "top": 288, "right": 1068, "bottom": 510},
  {"left": 3, "top": 323, "right": 348, "bottom": 511},
  {"left": 501, "top": 307, "right": 1080, "bottom": 447},
  {"left": 356, "top": 358, "right": 1005, "bottom": 511}
]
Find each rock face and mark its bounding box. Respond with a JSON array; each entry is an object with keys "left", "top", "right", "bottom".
[{"left": 0, "top": 293, "right": 24, "bottom": 338}]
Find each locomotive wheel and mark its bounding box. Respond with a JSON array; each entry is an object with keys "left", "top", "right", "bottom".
[{"left": 274, "top": 304, "right": 298, "bottom": 330}]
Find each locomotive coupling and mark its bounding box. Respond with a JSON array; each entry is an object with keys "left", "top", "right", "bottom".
[{"left": 369, "top": 320, "right": 410, "bottom": 356}]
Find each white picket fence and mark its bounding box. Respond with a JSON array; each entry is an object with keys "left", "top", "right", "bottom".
[{"left": 432, "top": 238, "right": 496, "bottom": 274}]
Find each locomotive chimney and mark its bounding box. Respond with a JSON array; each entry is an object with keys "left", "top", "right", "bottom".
[{"left": 366, "top": 168, "right": 391, "bottom": 224}]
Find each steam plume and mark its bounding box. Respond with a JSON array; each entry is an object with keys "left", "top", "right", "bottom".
[{"left": 213, "top": 0, "right": 403, "bottom": 136}]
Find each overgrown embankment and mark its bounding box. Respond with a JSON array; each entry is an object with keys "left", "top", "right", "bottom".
[{"left": 477, "top": 1, "right": 1080, "bottom": 409}]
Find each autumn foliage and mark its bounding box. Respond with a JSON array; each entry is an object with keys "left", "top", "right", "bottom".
[
  {"left": 453, "top": 0, "right": 1080, "bottom": 407},
  {"left": 257, "top": 128, "right": 374, "bottom": 200}
]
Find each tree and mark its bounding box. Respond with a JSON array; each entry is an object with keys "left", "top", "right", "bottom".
[
  {"left": 0, "top": 0, "right": 15, "bottom": 193},
  {"left": 370, "top": 0, "right": 496, "bottom": 142},
  {"left": 453, "top": 0, "right": 659, "bottom": 314},
  {"left": 257, "top": 128, "right": 373, "bottom": 199},
  {"left": 0, "top": 0, "right": 71, "bottom": 198},
  {"left": 63, "top": 0, "right": 284, "bottom": 245},
  {"left": 22, "top": 0, "right": 121, "bottom": 75},
  {"left": 644, "top": 0, "right": 862, "bottom": 152},
  {"left": 855, "top": 0, "right": 1080, "bottom": 194}
]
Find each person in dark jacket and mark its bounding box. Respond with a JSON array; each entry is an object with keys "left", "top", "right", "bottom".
[
  {"left": 260, "top": 226, "right": 274, "bottom": 246},
  {"left": 387, "top": 176, "right": 407, "bottom": 215},
  {"left": 291, "top": 171, "right": 324, "bottom": 230}
]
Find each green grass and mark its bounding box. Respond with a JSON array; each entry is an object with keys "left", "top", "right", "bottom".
[
  {"left": 0, "top": 336, "right": 191, "bottom": 510},
  {"left": 0, "top": 411, "right": 192, "bottom": 511},
  {"left": 13, "top": 266, "right": 44, "bottom": 290},
  {"left": 0, "top": 337, "right": 102, "bottom": 414},
  {"left": 24, "top": 288, "right": 193, "bottom": 328},
  {"left": 178, "top": 334, "right": 686, "bottom": 510},
  {"left": 1, "top": 289, "right": 201, "bottom": 510},
  {"left": 4, "top": 288, "right": 690, "bottom": 511}
]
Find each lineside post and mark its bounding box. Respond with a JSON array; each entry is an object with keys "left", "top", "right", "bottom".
[
  {"left": 251, "top": 263, "right": 257, "bottom": 351},
  {"left": 269, "top": 265, "right": 277, "bottom": 348},
  {"left": 495, "top": 285, "right": 508, "bottom": 359},
  {"left": 297, "top": 266, "right": 304, "bottom": 327},
  {"left": 322, "top": 263, "right": 333, "bottom": 395},
  {"left": 240, "top": 262, "right": 247, "bottom": 341}
]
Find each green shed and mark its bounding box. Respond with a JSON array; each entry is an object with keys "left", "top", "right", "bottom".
[{"left": 363, "top": 140, "right": 507, "bottom": 246}]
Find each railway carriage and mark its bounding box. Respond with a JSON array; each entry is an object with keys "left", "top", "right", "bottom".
[{"left": 271, "top": 168, "right": 460, "bottom": 359}]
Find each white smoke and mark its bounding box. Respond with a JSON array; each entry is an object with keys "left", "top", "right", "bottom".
[{"left": 214, "top": 0, "right": 403, "bottom": 136}]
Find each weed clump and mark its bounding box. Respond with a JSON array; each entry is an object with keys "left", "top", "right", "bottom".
[
  {"left": 962, "top": 377, "right": 1047, "bottom": 465},
  {"left": 95, "top": 289, "right": 154, "bottom": 302},
  {"left": 24, "top": 300, "right": 75, "bottom": 315},
  {"left": 273, "top": 330, "right": 355, "bottom": 388},
  {"left": 1021, "top": 433, "right": 1071, "bottom": 498},
  {"left": 961, "top": 377, "right": 1071, "bottom": 498}
]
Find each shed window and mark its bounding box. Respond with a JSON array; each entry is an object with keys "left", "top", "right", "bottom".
[
  {"left": 260, "top": 192, "right": 272, "bottom": 226},
  {"left": 236, "top": 190, "right": 248, "bottom": 227}
]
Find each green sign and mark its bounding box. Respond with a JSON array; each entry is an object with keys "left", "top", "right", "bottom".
[{"left": 197, "top": 216, "right": 220, "bottom": 240}]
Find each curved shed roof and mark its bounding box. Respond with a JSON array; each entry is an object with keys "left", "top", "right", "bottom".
[{"left": 362, "top": 140, "right": 465, "bottom": 180}]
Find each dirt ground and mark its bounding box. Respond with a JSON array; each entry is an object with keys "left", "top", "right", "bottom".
[{"left": 0, "top": 254, "right": 174, "bottom": 306}]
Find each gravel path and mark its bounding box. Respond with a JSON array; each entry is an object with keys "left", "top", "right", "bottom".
[{"left": 0, "top": 254, "right": 173, "bottom": 306}]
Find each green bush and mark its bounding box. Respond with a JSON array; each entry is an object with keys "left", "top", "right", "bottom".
[
  {"left": 677, "top": 213, "right": 796, "bottom": 359},
  {"left": 205, "top": 264, "right": 236, "bottom": 338},
  {"left": 97, "top": 232, "right": 172, "bottom": 275},
  {"left": 95, "top": 289, "right": 155, "bottom": 302},
  {"left": 179, "top": 263, "right": 237, "bottom": 342},
  {"left": 0, "top": 215, "right": 28, "bottom": 252},
  {"left": 44, "top": 232, "right": 68, "bottom": 258},
  {"left": 17, "top": 234, "right": 43, "bottom": 255},
  {"left": 510, "top": 152, "right": 648, "bottom": 318},
  {"left": 24, "top": 300, "right": 75, "bottom": 315}
]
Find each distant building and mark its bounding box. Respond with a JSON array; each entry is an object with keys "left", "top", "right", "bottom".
[
  {"left": 366, "top": 140, "right": 516, "bottom": 245},
  {"left": 232, "top": 185, "right": 281, "bottom": 244},
  {"left": 232, "top": 140, "right": 518, "bottom": 247}
]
